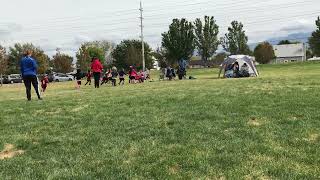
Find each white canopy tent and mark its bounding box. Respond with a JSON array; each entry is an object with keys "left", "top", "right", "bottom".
[{"left": 218, "top": 55, "right": 259, "bottom": 78}]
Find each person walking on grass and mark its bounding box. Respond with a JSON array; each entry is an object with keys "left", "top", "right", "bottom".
[
  {"left": 85, "top": 70, "right": 92, "bottom": 86},
  {"left": 20, "top": 50, "right": 42, "bottom": 101},
  {"left": 91, "top": 57, "right": 103, "bottom": 88}
]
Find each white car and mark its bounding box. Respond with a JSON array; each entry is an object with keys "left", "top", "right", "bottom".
[{"left": 53, "top": 73, "right": 74, "bottom": 82}]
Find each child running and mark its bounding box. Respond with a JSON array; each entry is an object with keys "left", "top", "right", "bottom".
[
  {"left": 101, "top": 69, "right": 111, "bottom": 86},
  {"left": 139, "top": 70, "right": 145, "bottom": 83},
  {"left": 129, "top": 66, "right": 137, "bottom": 84},
  {"left": 111, "top": 66, "right": 118, "bottom": 86},
  {"left": 85, "top": 70, "right": 92, "bottom": 86},
  {"left": 41, "top": 75, "right": 49, "bottom": 92},
  {"left": 118, "top": 68, "right": 126, "bottom": 85},
  {"left": 75, "top": 69, "right": 82, "bottom": 89}
]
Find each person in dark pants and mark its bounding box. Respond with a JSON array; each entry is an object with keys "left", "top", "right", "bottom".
[
  {"left": 85, "top": 70, "right": 92, "bottom": 86},
  {"left": 118, "top": 68, "right": 126, "bottom": 85},
  {"left": 91, "top": 57, "right": 103, "bottom": 88},
  {"left": 75, "top": 69, "right": 82, "bottom": 89},
  {"left": 111, "top": 66, "right": 118, "bottom": 86},
  {"left": 20, "top": 50, "right": 42, "bottom": 101}
]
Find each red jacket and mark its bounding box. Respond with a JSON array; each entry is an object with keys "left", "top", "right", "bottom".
[{"left": 91, "top": 59, "right": 103, "bottom": 73}]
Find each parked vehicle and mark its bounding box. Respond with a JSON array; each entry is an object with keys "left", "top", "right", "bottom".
[
  {"left": 66, "top": 74, "right": 75, "bottom": 80},
  {"left": 53, "top": 73, "right": 74, "bottom": 82},
  {"left": 2, "top": 74, "right": 23, "bottom": 84}
]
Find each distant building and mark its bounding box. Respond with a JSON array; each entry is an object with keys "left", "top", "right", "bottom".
[{"left": 273, "top": 43, "right": 307, "bottom": 63}]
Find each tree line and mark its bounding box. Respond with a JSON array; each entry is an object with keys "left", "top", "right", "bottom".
[
  {"left": 0, "top": 16, "right": 319, "bottom": 76},
  {"left": 159, "top": 16, "right": 320, "bottom": 66}
]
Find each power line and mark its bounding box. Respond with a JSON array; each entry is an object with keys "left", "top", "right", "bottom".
[
  {"left": 0, "top": 0, "right": 314, "bottom": 36},
  {"left": 0, "top": 0, "right": 268, "bottom": 28},
  {"left": 144, "top": 0, "right": 314, "bottom": 19},
  {"left": 1, "top": 0, "right": 319, "bottom": 51},
  {"left": 11, "top": 11, "right": 318, "bottom": 41},
  {"left": 10, "top": 6, "right": 319, "bottom": 37},
  {"left": 6, "top": 0, "right": 316, "bottom": 33}
]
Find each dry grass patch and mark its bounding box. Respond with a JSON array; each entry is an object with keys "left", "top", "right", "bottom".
[
  {"left": 308, "top": 133, "right": 319, "bottom": 142},
  {"left": 244, "top": 173, "right": 272, "bottom": 180},
  {"left": 248, "top": 117, "right": 264, "bottom": 127},
  {"left": 168, "top": 164, "right": 180, "bottom": 175},
  {"left": 0, "top": 144, "right": 24, "bottom": 160},
  {"left": 71, "top": 104, "right": 89, "bottom": 112},
  {"left": 45, "top": 108, "right": 62, "bottom": 115}
]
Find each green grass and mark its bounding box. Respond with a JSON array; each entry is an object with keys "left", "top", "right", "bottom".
[{"left": 1, "top": 62, "right": 320, "bottom": 179}]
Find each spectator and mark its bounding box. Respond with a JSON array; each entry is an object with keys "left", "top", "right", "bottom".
[
  {"left": 240, "top": 63, "right": 250, "bottom": 77},
  {"left": 166, "top": 66, "right": 173, "bottom": 80},
  {"left": 20, "top": 50, "right": 42, "bottom": 101},
  {"left": 233, "top": 62, "right": 240, "bottom": 78}
]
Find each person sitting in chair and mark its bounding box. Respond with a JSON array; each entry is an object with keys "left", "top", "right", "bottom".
[
  {"left": 224, "top": 64, "right": 234, "bottom": 78},
  {"left": 233, "top": 62, "right": 240, "bottom": 78},
  {"left": 240, "top": 63, "right": 250, "bottom": 77}
]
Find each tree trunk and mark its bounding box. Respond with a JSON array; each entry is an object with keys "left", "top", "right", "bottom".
[{"left": 0, "top": 73, "right": 3, "bottom": 86}]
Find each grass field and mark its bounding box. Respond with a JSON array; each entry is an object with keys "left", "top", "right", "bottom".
[{"left": 1, "top": 62, "right": 320, "bottom": 179}]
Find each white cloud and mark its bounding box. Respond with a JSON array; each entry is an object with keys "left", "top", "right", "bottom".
[
  {"left": 0, "top": 23, "right": 23, "bottom": 38},
  {"left": 280, "top": 19, "right": 314, "bottom": 33},
  {"left": 1, "top": 0, "right": 320, "bottom": 57}
]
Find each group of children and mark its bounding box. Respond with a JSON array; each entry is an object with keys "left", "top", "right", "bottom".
[
  {"left": 81, "top": 66, "right": 150, "bottom": 88},
  {"left": 38, "top": 66, "right": 151, "bottom": 92},
  {"left": 99, "top": 67, "right": 124, "bottom": 86}
]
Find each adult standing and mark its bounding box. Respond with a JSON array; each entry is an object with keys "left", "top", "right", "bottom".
[
  {"left": 20, "top": 50, "right": 42, "bottom": 101},
  {"left": 91, "top": 57, "right": 103, "bottom": 88}
]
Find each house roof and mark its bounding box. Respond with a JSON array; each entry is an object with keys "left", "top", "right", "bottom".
[{"left": 273, "top": 43, "right": 305, "bottom": 58}]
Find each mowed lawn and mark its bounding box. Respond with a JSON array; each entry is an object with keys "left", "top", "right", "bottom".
[{"left": 0, "top": 62, "right": 320, "bottom": 179}]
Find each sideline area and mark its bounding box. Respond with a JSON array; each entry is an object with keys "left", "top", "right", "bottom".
[{"left": 0, "top": 62, "right": 320, "bottom": 179}]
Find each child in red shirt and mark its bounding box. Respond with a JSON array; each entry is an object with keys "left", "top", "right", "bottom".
[{"left": 41, "top": 75, "right": 49, "bottom": 92}]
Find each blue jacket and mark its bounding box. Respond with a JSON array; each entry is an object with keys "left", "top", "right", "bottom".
[{"left": 20, "top": 56, "right": 38, "bottom": 77}]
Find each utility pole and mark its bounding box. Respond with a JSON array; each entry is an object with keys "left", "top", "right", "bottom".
[
  {"left": 0, "top": 48, "right": 5, "bottom": 87},
  {"left": 140, "top": 1, "right": 145, "bottom": 71}
]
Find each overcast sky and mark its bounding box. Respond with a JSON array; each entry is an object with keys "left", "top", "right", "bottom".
[{"left": 0, "top": 0, "right": 319, "bottom": 56}]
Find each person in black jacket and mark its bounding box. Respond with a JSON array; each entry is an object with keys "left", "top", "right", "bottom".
[
  {"left": 118, "top": 68, "right": 126, "bottom": 85},
  {"left": 75, "top": 69, "right": 82, "bottom": 89}
]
